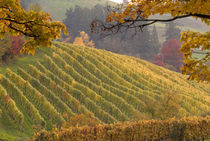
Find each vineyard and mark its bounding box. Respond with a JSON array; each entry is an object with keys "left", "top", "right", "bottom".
[{"left": 0, "top": 42, "right": 209, "bottom": 140}]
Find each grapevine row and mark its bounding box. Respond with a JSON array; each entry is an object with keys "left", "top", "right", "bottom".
[
  {"left": 70, "top": 43, "right": 164, "bottom": 93},
  {"left": 54, "top": 43, "right": 141, "bottom": 92},
  {"left": 52, "top": 46, "right": 150, "bottom": 113},
  {"left": 6, "top": 69, "right": 64, "bottom": 127},
  {"left": 0, "top": 74, "right": 45, "bottom": 126},
  {"left": 0, "top": 85, "right": 24, "bottom": 126},
  {"left": 57, "top": 43, "right": 210, "bottom": 115},
  {"left": 53, "top": 44, "right": 161, "bottom": 112},
  {"left": 34, "top": 62, "right": 92, "bottom": 116},
  {"left": 72, "top": 43, "right": 209, "bottom": 109},
  {"left": 55, "top": 43, "right": 162, "bottom": 102},
  {"left": 31, "top": 62, "right": 117, "bottom": 123},
  {"left": 17, "top": 67, "right": 75, "bottom": 118},
  {"left": 31, "top": 64, "right": 128, "bottom": 121},
  {"left": 57, "top": 42, "right": 162, "bottom": 94},
  {"left": 47, "top": 53, "right": 139, "bottom": 118},
  {"left": 32, "top": 116, "right": 210, "bottom": 141}
]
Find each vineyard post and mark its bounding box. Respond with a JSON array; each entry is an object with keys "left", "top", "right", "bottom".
[{"left": 110, "top": 134, "right": 113, "bottom": 141}]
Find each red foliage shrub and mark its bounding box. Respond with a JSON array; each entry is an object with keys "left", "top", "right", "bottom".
[
  {"left": 5, "top": 94, "right": 10, "bottom": 103},
  {"left": 65, "top": 90, "right": 68, "bottom": 98},
  {"left": 154, "top": 39, "right": 184, "bottom": 72},
  {"left": 154, "top": 54, "right": 164, "bottom": 66},
  {"left": 54, "top": 84, "right": 57, "bottom": 92},
  {"left": 10, "top": 36, "right": 25, "bottom": 55}
]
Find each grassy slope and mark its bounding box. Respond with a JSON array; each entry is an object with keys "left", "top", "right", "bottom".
[
  {"left": 0, "top": 48, "right": 50, "bottom": 74},
  {"left": 0, "top": 42, "right": 209, "bottom": 140},
  {"left": 0, "top": 116, "right": 29, "bottom": 141},
  {"left": 0, "top": 48, "right": 51, "bottom": 140}
]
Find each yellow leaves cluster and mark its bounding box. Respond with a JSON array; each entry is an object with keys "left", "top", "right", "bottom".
[
  {"left": 106, "top": 4, "right": 139, "bottom": 23},
  {"left": 0, "top": 0, "right": 68, "bottom": 55},
  {"left": 0, "top": 74, "right": 3, "bottom": 80},
  {"left": 180, "top": 31, "right": 210, "bottom": 82},
  {"left": 115, "top": 0, "right": 209, "bottom": 22},
  {"left": 107, "top": 0, "right": 209, "bottom": 24}
]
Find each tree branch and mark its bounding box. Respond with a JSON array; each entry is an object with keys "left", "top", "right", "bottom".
[
  {"left": 8, "top": 23, "right": 39, "bottom": 38},
  {"left": 0, "top": 15, "right": 52, "bottom": 38},
  {"left": 91, "top": 12, "right": 210, "bottom": 36}
]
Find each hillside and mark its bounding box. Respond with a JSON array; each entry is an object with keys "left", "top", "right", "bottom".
[{"left": 0, "top": 42, "right": 209, "bottom": 140}]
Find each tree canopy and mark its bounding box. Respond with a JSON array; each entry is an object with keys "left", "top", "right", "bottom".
[
  {"left": 0, "top": 0, "right": 68, "bottom": 55},
  {"left": 91, "top": 0, "right": 210, "bottom": 82}
]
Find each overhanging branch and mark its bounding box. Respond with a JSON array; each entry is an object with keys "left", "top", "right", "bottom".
[{"left": 91, "top": 12, "right": 210, "bottom": 36}]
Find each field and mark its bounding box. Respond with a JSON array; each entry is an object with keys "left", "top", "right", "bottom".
[{"left": 0, "top": 42, "right": 209, "bottom": 140}]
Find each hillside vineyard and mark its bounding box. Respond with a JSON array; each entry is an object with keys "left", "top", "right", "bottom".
[{"left": 0, "top": 42, "right": 209, "bottom": 130}]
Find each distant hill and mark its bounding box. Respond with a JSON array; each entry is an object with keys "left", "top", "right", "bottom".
[
  {"left": 36, "top": 0, "right": 116, "bottom": 21},
  {"left": 0, "top": 42, "right": 209, "bottom": 140}
]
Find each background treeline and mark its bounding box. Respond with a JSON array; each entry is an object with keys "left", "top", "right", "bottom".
[
  {"left": 20, "top": 0, "right": 115, "bottom": 21},
  {"left": 63, "top": 4, "right": 161, "bottom": 60},
  {"left": 63, "top": 4, "right": 181, "bottom": 60}
]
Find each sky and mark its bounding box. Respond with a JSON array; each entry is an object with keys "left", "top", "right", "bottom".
[
  {"left": 109, "top": 0, "right": 131, "bottom": 4},
  {"left": 110, "top": 0, "right": 123, "bottom": 3}
]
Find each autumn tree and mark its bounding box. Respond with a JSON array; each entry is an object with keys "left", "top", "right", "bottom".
[
  {"left": 73, "top": 31, "right": 95, "bottom": 48},
  {"left": 0, "top": 0, "right": 68, "bottom": 55},
  {"left": 163, "top": 39, "right": 184, "bottom": 71},
  {"left": 91, "top": 0, "right": 210, "bottom": 82},
  {"left": 154, "top": 39, "right": 184, "bottom": 72}
]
